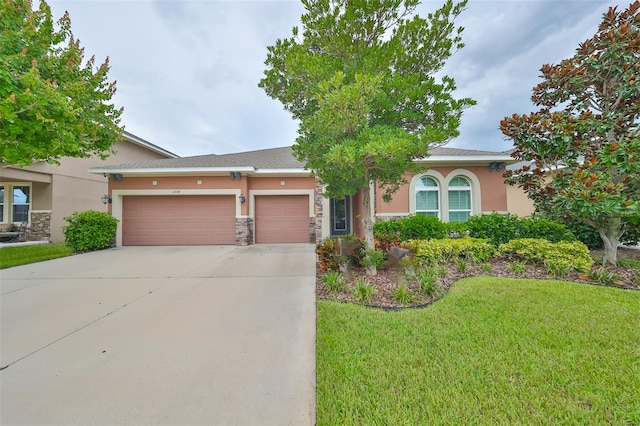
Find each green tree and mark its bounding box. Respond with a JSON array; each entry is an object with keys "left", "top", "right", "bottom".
[
  {"left": 0, "top": 0, "right": 123, "bottom": 166},
  {"left": 259, "top": 0, "right": 474, "bottom": 273},
  {"left": 501, "top": 1, "right": 640, "bottom": 266}
]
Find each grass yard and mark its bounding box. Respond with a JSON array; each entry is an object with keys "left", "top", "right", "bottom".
[
  {"left": 0, "top": 243, "right": 74, "bottom": 269},
  {"left": 317, "top": 276, "right": 640, "bottom": 425}
]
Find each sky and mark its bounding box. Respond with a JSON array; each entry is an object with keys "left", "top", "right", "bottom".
[{"left": 47, "top": 0, "right": 628, "bottom": 158}]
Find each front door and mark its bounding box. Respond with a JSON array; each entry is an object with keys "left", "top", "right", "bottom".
[{"left": 330, "top": 197, "right": 351, "bottom": 236}]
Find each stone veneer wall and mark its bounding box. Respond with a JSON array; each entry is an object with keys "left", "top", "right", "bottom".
[
  {"left": 314, "top": 182, "right": 324, "bottom": 244},
  {"left": 235, "top": 218, "right": 253, "bottom": 246},
  {"left": 26, "top": 210, "right": 52, "bottom": 241}
]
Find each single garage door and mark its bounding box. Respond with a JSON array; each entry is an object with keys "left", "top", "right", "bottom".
[
  {"left": 122, "top": 195, "right": 236, "bottom": 245},
  {"left": 255, "top": 195, "right": 309, "bottom": 243}
]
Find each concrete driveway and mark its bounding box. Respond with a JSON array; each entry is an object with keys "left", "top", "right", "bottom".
[{"left": 0, "top": 244, "right": 316, "bottom": 425}]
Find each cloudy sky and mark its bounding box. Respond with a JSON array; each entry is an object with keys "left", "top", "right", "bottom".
[{"left": 48, "top": 0, "right": 627, "bottom": 158}]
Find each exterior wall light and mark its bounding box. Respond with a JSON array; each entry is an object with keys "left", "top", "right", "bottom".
[
  {"left": 238, "top": 194, "right": 246, "bottom": 203},
  {"left": 101, "top": 194, "right": 112, "bottom": 204}
]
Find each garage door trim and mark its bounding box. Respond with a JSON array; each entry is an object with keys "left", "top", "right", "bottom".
[{"left": 111, "top": 189, "right": 243, "bottom": 247}]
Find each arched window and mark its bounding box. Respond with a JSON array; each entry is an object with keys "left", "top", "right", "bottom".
[
  {"left": 448, "top": 176, "right": 471, "bottom": 222},
  {"left": 415, "top": 176, "right": 439, "bottom": 217}
]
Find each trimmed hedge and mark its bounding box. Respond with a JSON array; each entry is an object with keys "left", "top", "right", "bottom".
[
  {"left": 409, "top": 238, "right": 495, "bottom": 265},
  {"left": 374, "top": 215, "right": 448, "bottom": 241},
  {"left": 499, "top": 238, "right": 594, "bottom": 274},
  {"left": 63, "top": 210, "right": 118, "bottom": 252}
]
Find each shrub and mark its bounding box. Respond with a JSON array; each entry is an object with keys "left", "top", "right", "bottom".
[
  {"left": 444, "top": 221, "right": 469, "bottom": 238},
  {"left": 400, "top": 215, "right": 448, "bottom": 240},
  {"left": 508, "top": 260, "right": 527, "bottom": 275},
  {"left": 322, "top": 271, "right": 345, "bottom": 292},
  {"left": 63, "top": 210, "right": 118, "bottom": 252},
  {"left": 499, "top": 238, "right": 594, "bottom": 273},
  {"left": 391, "top": 284, "right": 413, "bottom": 304},
  {"left": 588, "top": 266, "right": 621, "bottom": 285},
  {"left": 374, "top": 215, "right": 447, "bottom": 242},
  {"left": 519, "top": 216, "right": 576, "bottom": 243},
  {"left": 415, "top": 267, "right": 442, "bottom": 297},
  {"left": 353, "top": 278, "right": 376, "bottom": 303},
  {"left": 361, "top": 249, "right": 386, "bottom": 270},
  {"left": 563, "top": 221, "right": 603, "bottom": 249},
  {"left": 316, "top": 238, "right": 337, "bottom": 272},
  {"left": 411, "top": 238, "right": 495, "bottom": 266},
  {"left": 466, "top": 212, "right": 520, "bottom": 247}
]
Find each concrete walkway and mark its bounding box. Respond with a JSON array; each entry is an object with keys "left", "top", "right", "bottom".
[{"left": 0, "top": 245, "right": 316, "bottom": 425}]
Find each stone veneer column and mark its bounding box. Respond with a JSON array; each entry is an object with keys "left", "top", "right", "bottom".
[
  {"left": 27, "top": 210, "right": 52, "bottom": 241},
  {"left": 314, "top": 181, "right": 324, "bottom": 244},
  {"left": 235, "top": 218, "right": 253, "bottom": 246}
]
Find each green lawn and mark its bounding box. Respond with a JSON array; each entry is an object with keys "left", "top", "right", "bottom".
[
  {"left": 0, "top": 243, "right": 74, "bottom": 269},
  {"left": 317, "top": 277, "right": 640, "bottom": 425}
]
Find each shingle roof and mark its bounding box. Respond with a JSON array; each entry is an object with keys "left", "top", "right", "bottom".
[
  {"left": 427, "top": 146, "right": 509, "bottom": 156},
  {"left": 91, "top": 145, "right": 509, "bottom": 173}
]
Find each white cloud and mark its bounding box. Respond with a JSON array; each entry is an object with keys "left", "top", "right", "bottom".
[{"left": 47, "top": 0, "right": 624, "bottom": 157}]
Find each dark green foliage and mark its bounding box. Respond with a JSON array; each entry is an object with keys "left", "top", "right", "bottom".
[
  {"left": 466, "top": 212, "right": 520, "bottom": 247},
  {"left": 519, "top": 216, "right": 576, "bottom": 243},
  {"left": 63, "top": 210, "right": 118, "bottom": 252},
  {"left": 564, "top": 221, "right": 604, "bottom": 249},
  {"left": 467, "top": 213, "right": 576, "bottom": 247},
  {"left": 621, "top": 226, "right": 640, "bottom": 247},
  {"left": 374, "top": 215, "right": 448, "bottom": 242}
]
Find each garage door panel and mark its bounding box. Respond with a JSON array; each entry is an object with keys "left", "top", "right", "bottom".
[
  {"left": 255, "top": 195, "right": 309, "bottom": 244},
  {"left": 123, "top": 195, "right": 236, "bottom": 246}
]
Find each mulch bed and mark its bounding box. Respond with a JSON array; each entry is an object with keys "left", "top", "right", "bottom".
[{"left": 316, "top": 247, "right": 640, "bottom": 309}]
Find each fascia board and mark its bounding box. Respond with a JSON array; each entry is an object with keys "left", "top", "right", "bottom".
[
  {"left": 122, "top": 131, "right": 179, "bottom": 158},
  {"left": 253, "top": 168, "right": 310, "bottom": 175},
  {"left": 88, "top": 166, "right": 255, "bottom": 175}
]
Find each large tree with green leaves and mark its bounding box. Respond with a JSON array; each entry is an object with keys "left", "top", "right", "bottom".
[
  {"left": 0, "top": 0, "right": 123, "bottom": 167},
  {"left": 259, "top": 0, "right": 474, "bottom": 271},
  {"left": 501, "top": 1, "right": 640, "bottom": 266}
]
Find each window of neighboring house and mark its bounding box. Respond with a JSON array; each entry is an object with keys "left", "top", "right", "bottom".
[
  {"left": 415, "top": 176, "right": 440, "bottom": 217},
  {"left": 448, "top": 176, "right": 472, "bottom": 222},
  {"left": 0, "top": 185, "right": 4, "bottom": 223},
  {"left": 12, "top": 185, "right": 30, "bottom": 223}
]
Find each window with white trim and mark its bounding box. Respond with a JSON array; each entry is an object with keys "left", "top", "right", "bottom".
[
  {"left": 448, "top": 176, "right": 471, "bottom": 222},
  {"left": 415, "top": 176, "right": 439, "bottom": 217},
  {"left": 0, "top": 183, "right": 31, "bottom": 223}
]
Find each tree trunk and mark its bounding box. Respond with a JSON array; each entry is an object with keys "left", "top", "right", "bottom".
[
  {"left": 598, "top": 217, "right": 623, "bottom": 266},
  {"left": 362, "top": 179, "right": 377, "bottom": 275}
]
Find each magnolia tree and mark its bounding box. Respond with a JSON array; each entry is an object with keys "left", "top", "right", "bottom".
[
  {"left": 0, "top": 0, "right": 123, "bottom": 166},
  {"left": 260, "top": 0, "right": 474, "bottom": 273},
  {"left": 501, "top": 1, "right": 640, "bottom": 266}
]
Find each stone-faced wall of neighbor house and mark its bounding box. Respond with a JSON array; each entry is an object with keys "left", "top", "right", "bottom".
[{"left": 26, "top": 210, "right": 52, "bottom": 241}]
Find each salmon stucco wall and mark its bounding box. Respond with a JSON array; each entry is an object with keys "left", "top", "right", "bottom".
[{"left": 376, "top": 166, "right": 509, "bottom": 217}]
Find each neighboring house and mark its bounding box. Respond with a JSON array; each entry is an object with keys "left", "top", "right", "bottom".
[
  {"left": 0, "top": 132, "right": 177, "bottom": 242},
  {"left": 89, "top": 146, "right": 514, "bottom": 247},
  {"left": 505, "top": 159, "right": 536, "bottom": 217}
]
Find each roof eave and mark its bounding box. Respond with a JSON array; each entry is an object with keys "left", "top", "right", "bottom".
[
  {"left": 122, "top": 131, "right": 179, "bottom": 158},
  {"left": 88, "top": 166, "right": 255, "bottom": 175}
]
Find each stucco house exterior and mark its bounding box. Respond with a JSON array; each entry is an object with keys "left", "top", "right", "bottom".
[
  {"left": 89, "top": 146, "right": 514, "bottom": 247},
  {"left": 0, "top": 132, "right": 177, "bottom": 242}
]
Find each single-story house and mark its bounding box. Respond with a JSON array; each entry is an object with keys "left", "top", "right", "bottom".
[
  {"left": 0, "top": 132, "right": 177, "bottom": 242},
  {"left": 89, "top": 146, "right": 515, "bottom": 246}
]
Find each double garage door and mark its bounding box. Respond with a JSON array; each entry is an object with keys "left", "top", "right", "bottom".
[{"left": 122, "top": 195, "right": 309, "bottom": 245}]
